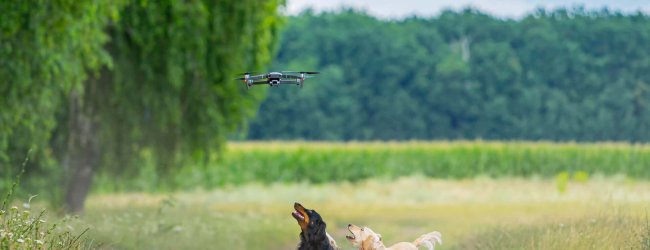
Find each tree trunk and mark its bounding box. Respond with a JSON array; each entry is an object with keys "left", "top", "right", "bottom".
[{"left": 63, "top": 75, "right": 102, "bottom": 214}]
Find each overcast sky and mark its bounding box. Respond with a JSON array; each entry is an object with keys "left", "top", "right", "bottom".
[{"left": 286, "top": 0, "right": 650, "bottom": 19}]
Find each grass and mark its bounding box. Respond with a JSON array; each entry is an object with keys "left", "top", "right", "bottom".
[
  {"left": 9, "top": 141, "right": 650, "bottom": 249},
  {"left": 1, "top": 154, "right": 89, "bottom": 250},
  {"left": 82, "top": 176, "right": 650, "bottom": 249},
  {"left": 455, "top": 214, "right": 647, "bottom": 249},
  {"left": 0, "top": 204, "right": 90, "bottom": 250},
  {"left": 93, "top": 141, "right": 650, "bottom": 192}
]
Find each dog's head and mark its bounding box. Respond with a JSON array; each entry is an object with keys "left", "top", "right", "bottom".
[
  {"left": 346, "top": 224, "right": 382, "bottom": 249},
  {"left": 292, "top": 202, "right": 328, "bottom": 241}
]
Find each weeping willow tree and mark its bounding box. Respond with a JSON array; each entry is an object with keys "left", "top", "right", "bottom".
[
  {"left": 1, "top": 0, "right": 284, "bottom": 213},
  {"left": 0, "top": 0, "right": 119, "bottom": 205},
  {"left": 64, "top": 0, "right": 284, "bottom": 213}
]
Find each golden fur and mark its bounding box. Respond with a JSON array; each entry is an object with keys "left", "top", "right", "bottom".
[{"left": 346, "top": 224, "right": 441, "bottom": 250}]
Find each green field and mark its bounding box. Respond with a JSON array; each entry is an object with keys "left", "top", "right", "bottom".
[
  {"left": 7, "top": 142, "right": 650, "bottom": 249},
  {"left": 94, "top": 141, "right": 650, "bottom": 192},
  {"left": 82, "top": 177, "right": 650, "bottom": 249}
]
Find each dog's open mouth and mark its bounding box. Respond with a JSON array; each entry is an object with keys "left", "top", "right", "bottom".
[
  {"left": 292, "top": 202, "right": 309, "bottom": 224},
  {"left": 292, "top": 210, "right": 305, "bottom": 221},
  {"left": 346, "top": 227, "right": 356, "bottom": 240}
]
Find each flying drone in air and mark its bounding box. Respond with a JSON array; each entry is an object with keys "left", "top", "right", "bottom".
[{"left": 235, "top": 71, "right": 319, "bottom": 89}]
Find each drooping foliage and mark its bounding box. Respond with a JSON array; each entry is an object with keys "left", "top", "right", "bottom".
[
  {"left": 0, "top": 0, "right": 284, "bottom": 207},
  {"left": 249, "top": 8, "right": 650, "bottom": 142},
  {"left": 0, "top": 0, "right": 119, "bottom": 196},
  {"left": 100, "top": 0, "right": 283, "bottom": 177}
]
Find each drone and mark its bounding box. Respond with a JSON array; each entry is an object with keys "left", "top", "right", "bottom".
[{"left": 235, "top": 71, "right": 319, "bottom": 89}]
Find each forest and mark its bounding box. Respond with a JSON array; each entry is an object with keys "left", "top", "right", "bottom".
[{"left": 250, "top": 8, "right": 650, "bottom": 142}]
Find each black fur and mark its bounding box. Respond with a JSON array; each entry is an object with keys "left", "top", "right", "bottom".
[{"left": 297, "top": 207, "right": 336, "bottom": 250}]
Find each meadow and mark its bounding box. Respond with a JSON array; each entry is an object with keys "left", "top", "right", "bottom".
[
  {"left": 83, "top": 142, "right": 650, "bottom": 249},
  {"left": 82, "top": 177, "right": 650, "bottom": 249},
  {"left": 5, "top": 141, "right": 650, "bottom": 249}
]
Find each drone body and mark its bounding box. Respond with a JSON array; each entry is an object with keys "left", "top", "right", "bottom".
[{"left": 235, "top": 71, "right": 319, "bottom": 89}]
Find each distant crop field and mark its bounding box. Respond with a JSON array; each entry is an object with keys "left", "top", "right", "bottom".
[{"left": 94, "top": 141, "right": 650, "bottom": 192}]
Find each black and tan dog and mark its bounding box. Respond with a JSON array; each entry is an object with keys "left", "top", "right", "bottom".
[{"left": 292, "top": 202, "right": 339, "bottom": 250}]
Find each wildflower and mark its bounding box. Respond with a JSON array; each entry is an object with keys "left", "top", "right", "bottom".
[
  {"left": 10, "top": 206, "right": 18, "bottom": 211},
  {"left": 35, "top": 240, "right": 44, "bottom": 245},
  {"left": 16, "top": 238, "right": 24, "bottom": 243},
  {"left": 22, "top": 203, "right": 30, "bottom": 209}
]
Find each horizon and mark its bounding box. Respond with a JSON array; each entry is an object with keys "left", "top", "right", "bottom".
[{"left": 286, "top": 0, "right": 650, "bottom": 19}]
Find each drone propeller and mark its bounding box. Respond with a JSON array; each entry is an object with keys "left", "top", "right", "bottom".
[
  {"left": 234, "top": 72, "right": 257, "bottom": 76},
  {"left": 282, "top": 71, "right": 320, "bottom": 75}
]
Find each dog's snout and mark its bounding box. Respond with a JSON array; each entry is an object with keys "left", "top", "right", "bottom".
[{"left": 348, "top": 224, "right": 352, "bottom": 227}]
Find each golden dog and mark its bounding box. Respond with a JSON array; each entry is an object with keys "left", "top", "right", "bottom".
[{"left": 346, "top": 224, "right": 441, "bottom": 250}]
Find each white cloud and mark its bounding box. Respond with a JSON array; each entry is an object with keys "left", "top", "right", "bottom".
[{"left": 286, "top": 0, "right": 650, "bottom": 18}]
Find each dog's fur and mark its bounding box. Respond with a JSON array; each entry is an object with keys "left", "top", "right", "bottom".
[
  {"left": 346, "top": 224, "right": 441, "bottom": 250},
  {"left": 292, "top": 202, "right": 339, "bottom": 250}
]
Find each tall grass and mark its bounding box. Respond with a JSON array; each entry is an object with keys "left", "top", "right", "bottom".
[
  {"left": 1, "top": 154, "right": 90, "bottom": 249},
  {"left": 455, "top": 213, "right": 649, "bottom": 249},
  {"left": 95, "top": 141, "right": 650, "bottom": 192}
]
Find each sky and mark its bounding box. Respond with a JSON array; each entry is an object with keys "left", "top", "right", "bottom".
[{"left": 286, "top": 0, "right": 650, "bottom": 19}]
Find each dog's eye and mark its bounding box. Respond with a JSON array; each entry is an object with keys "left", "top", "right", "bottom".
[{"left": 361, "top": 228, "right": 364, "bottom": 231}]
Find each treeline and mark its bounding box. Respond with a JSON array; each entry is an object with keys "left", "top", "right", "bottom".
[{"left": 248, "top": 8, "right": 650, "bottom": 141}]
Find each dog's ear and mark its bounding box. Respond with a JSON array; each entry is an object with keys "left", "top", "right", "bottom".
[
  {"left": 308, "top": 220, "right": 322, "bottom": 238},
  {"left": 361, "top": 235, "right": 374, "bottom": 250}
]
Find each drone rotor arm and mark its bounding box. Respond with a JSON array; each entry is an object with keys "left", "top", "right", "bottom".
[
  {"left": 282, "top": 75, "right": 301, "bottom": 79},
  {"left": 247, "top": 74, "right": 267, "bottom": 80},
  {"left": 282, "top": 71, "right": 319, "bottom": 74}
]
